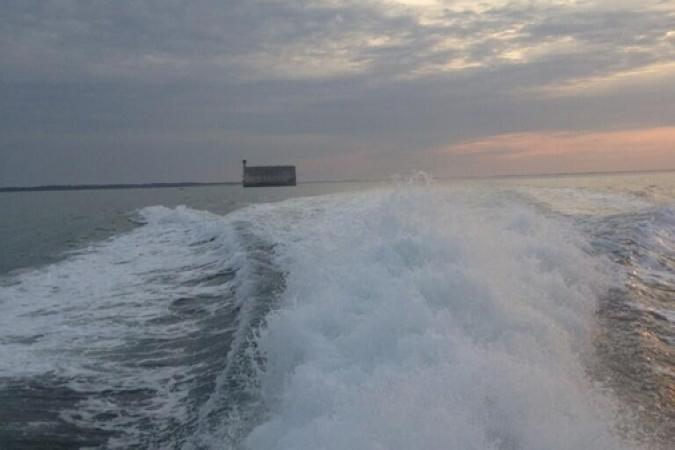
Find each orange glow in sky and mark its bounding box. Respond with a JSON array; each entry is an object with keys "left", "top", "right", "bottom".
[{"left": 441, "top": 127, "right": 675, "bottom": 175}]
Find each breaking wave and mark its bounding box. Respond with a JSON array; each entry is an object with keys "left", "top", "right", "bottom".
[{"left": 1, "top": 183, "right": 669, "bottom": 449}]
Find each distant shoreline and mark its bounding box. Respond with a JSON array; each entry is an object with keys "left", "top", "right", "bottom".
[
  {"left": 2, "top": 168, "right": 673, "bottom": 193},
  {"left": 0, "top": 182, "right": 238, "bottom": 193}
]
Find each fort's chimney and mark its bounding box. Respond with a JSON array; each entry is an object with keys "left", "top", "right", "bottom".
[{"left": 242, "top": 159, "right": 247, "bottom": 168}]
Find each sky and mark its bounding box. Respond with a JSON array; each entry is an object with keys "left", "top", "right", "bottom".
[{"left": 1, "top": 0, "right": 674, "bottom": 185}]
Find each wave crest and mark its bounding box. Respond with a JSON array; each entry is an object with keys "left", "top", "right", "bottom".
[{"left": 240, "top": 187, "right": 631, "bottom": 450}]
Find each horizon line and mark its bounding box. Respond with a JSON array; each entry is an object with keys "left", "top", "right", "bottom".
[{"left": 2, "top": 167, "right": 674, "bottom": 192}]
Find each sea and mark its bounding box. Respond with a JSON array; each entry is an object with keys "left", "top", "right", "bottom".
[{"left": 0, "top": 171, "right": 673, "bottom": 450}]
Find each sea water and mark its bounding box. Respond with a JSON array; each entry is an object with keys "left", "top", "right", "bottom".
[{"left": 0, "top": 172, "right": 672, "bottom": 449}]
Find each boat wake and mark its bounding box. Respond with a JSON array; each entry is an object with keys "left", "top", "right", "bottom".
[{"left": 1, "top": 184, "right": 672, "bottom": 449}]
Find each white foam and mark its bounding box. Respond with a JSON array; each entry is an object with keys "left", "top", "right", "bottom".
[
  {"left": 0, "top": 206, "right": 229, "bottom": 373},
  {"left": 0, "top": 205, "right": 249, "bottom": 446},
  {"left": 0, "top": 187, "right": 643, "bottom": 449},
  {"left": 235, "top": 186, "right": 634, "bottom": 450},
  {"left": 514, "top": 186, "right": 653, "bottom": 216}
]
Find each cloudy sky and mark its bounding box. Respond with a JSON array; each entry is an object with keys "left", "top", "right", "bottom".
[{"left": 1, "top": 0, "right": 674, "bottom": 185}]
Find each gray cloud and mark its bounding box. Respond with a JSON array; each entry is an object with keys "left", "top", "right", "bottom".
[{"left": 1, "top": 0, "right": 675, "bottom": 185}]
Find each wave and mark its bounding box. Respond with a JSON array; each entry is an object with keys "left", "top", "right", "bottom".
[
  {"left": 588, "top": 203, "right": 675, "bottom": 445},
  {"left": 237, "top": 186, "right": 635, "bottom": 450},
  {"left": 0, "top": 205, "right": 281, "bottom": 448},
  {"left": 0, "top": 186, "right": 662, "bottom": 449}
]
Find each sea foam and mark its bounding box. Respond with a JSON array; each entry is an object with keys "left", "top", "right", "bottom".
[
  {"left": 236, "top": 186, "right": 633, "bottom": 450},
  {"left": 0, "top": 205, "right": 251, "bottom": 447},
  {"left": 0, "top": 186, "right": 641, "bottom": 449}
]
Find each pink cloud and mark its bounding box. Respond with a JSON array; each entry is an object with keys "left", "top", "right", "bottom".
[{"left": 438, "top": 127, "right": 675, "bottom": 175}]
